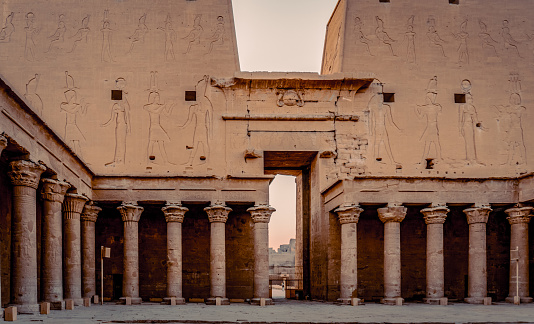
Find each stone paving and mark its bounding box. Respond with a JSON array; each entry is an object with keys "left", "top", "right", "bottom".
[{"left": 4, "top": 297, "right": 534, "bottom": 324}]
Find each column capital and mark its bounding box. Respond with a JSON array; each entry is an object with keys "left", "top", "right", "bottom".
[
  {"left": 421, "top": 206, "right": 449, "bottom": 225},
  {"left": 247, "top": 205, "right": 276, "bottom": 223},
  {"left": 118, "top": 203, "right": 144, "bottom": 223},
  {"left": 81, "top": 203, "right": 102, "bottom": 223},
  {"left": 205, "top": 204, "right": 232, "bottom": 223},
  {"left": 505, "top": 207, "right": 532, "bottom": 225},
  {"left": 41, "top": 179, "right": 70, "bottom": 202},
  {"left": 0, "top": 134, "right": 8, "bottom": 151},
  {"left": 378, "top": 205, "right": 407, "bottom": 223},
  {"left": 335, "top": 204, "right": 363, "bottom": 224},
  {"left": 8, "top": 160, "right": 46, "bottom": 189},
  {"left": 63, "top": 193, "right": 89, "bottom": 219},
  {"left": 162, "top": 203, "right": 188, "bottom": 223},
  {"left": 463, "top": 206, "right": 492, "bottom": 224}
]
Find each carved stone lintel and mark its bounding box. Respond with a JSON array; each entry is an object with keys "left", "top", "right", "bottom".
[
  {"left": 335, "top": 204, "right": 363, "bottom": 224},
  {"left": 81, "top": 203, "right": 102, "bottom": 223},
  {"left": 63, "top": 194, "right": 89, "bottom": 219},
  {"left": 118, "top": 203, "right": 144, "bottom": 223},
  {"left": 8, "top": 160, "right": 46, "bottom": 189},
  {"left": 41, "top": 179, "right": 71, "bottom": 203},
  {"left": 378, "top": 206, "right": 407, "bottom": 223},
  {"left": 421, "top": 206, "right": 449, "bottom": 225},
  {"left": 205, "top": 204, "right": 232, "bottom": 223},
  {"left": 505, "top": 207, "right": 532, "bottom": 225},
  {"left": 162, "top": 203, "right": 188, "bottom": 223},
  {"left": 464, "top": 206, "right": 492, "bottom": 224},
  {"left": 247, "top": 205, "right": 276, "bottom": 223}
]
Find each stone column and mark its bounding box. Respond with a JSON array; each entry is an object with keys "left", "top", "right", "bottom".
[
  {"left": 421, "top": 205, "right": 449, "bottom": 304},
  {"left": 204, "top": 203, "right": 232, "bottom": 305},
  {"left": 0, "top": 135, "right": 7, "bottom": 310},
  {"left": 81, "top": 202, "right": 101, "bottom": 301},
  {"left": 463, "top": 206, "right": 492, "bottom": 304},
  {"left": 248, "top": 205, "right": 276, "bottom": 305},
  {"left": 8, "top": 159, "right": 46, "bottom": 313},
  {"left": 505, "top": 207, "right": 533, "bottom": 303},
  {"left": 162, "top": 203, "right": 188, "bottom": 305},
  {"left": 335, "top": 204, "right": 363, "bottom": 304},
  {"left": 63, "top": 193, "right": 88, "bottom": 305},
  {"left": 377, "top": 205, "right": 407, "bottom": 305},
  {"left": 117, "top": 203, "right": 144, "bottom": 304},
  {"left": 41, "top": 179, "right": 70, "bottom": 309}
]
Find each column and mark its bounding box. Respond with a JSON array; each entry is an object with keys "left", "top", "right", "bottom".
[
  {"left": 204, "top": 203, "right": 232, "bottom": 305},
  {"left": 81, "top": 202, "right": 101, "bottom": 301},
  {"left": 377, "top": 205, "right": 407, "bottom": 305},
  {"left": 421, "top": 205, "right": 449, "bottom": 304},
  {"left": 8, "top": 159, "right": 46, "bottom": 313},
  {"left": 41, "top": 179, "right": 70, "bottom": 309},
  {"left": 334, "top": 204, "right": 363, "bottom": 304},
  {"left": 117, "top": 203, "right": 144, "bottom": 304},
  {"left": 505, "top": 206, "right": 533, "bottom": 303},
  {"left": 162, "top": 203, "right": 188, "bottom": 305},
  {"left": 463, "top": 206, "right": 492, "bottom": 304},
  {"left": 248, "top": 205, "right": 276, "bottom": 305},
  {"left": 0, "top": 135, "right": 7, "bottom": 310},
  {"left": 63, "top": 193, "right": 88, "bottom": 305}
]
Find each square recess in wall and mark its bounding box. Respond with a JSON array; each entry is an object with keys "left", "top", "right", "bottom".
[
  {"left": 379, "top": 0, "right": 390, "bottom": 2},
  {"left": 455, "top": 94, "right": 466, "bottom": 103},
  {"left": 382, "top": 93, "right": 395, "bottom": 103},
  {"left": 111, "top": 90, "right": 122, "bottom": 100},
  {"left": 185, "top": 91, "right": 196, "bottom": 101},
  {"left": 449, "top": 0, "right": 459, "bottom": 4}
]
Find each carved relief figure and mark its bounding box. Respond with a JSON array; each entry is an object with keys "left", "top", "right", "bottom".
[
  {"left": 415, "top": 78, "right": 442, "bottom": 164},
  {"left": 206, "top": 16, "right": 225, "bottom": 54},
  {"left": 179, "top": 75, "right": 213, "bottom": 165},
  {"left": 354, "top": 17, "right": 373, "bottom": 55},
  {"left": 453, "top": 20, "right": 469, "bottom": 65},
  {"left": 427, "top": 17, "right": 446, "bottom": 57},
  {"left": 277, "top": 90, "right": 304, "bottom": 107},
  {"left": 24, "top": 12, "right": 40, "bottom": 61},
  {"left": 101, "top": 10, "right": 114, "bottom": 62},
  {"left": 46, "top": 14, "right": 66, "bottom": 53},
  {"left": 375, "top": 16, "right": 396, "bottom": 55},
  {"left": 458, "top": 80, "right": 486, "bottom": 164},
  {"left": 501, "top": 20, "right": 521, "bottom": 57},
  {"left": 127, "top": 13, "right": 148, "bottom": 54},
  {"left": 404, "top": 16, "right": 416, "bottom": 63},
  {"left": 69, "top": 15, "right": 90, "bottom": 53},
  {"left": 144, "top": 72, "right": 177, "bottom": 165},
  {"left": 102, "top": 78, "right": 130, "bottom": 167},
  {"left": 61, "top": 71, "right": 88, "bottom": 157},
  {"left": 24, "top": 74, "right": 43, "bottom": 115},
  {"left": 478, "top": 20, "right": 498, "bottom": 56},
  {"left": 0, "top": 12, "right": 15, "bottom": 42},
  {"left": 183, "top": 15, "right": 203, "bottom": 54},
  {"left": 157, "top": 14, "right": 176, "bottom": 61},
  {"left": 368, "top": 84, "right": 401, "bottom": 164}
]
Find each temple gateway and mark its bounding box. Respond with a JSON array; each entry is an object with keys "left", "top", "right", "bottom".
[{"left": 1, "top": 0, "right": 534, "bottom": 312}]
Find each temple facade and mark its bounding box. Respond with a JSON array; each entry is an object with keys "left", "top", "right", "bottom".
[{"left": 0, "top": 0, "right": 534, "bottom": 312}]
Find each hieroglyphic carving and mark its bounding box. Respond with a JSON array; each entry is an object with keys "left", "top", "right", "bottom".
[
  {"left": 0, "top": 12, "right": 15, "bottom": 42},
  {"left": 276, "top": 90, "right": 304, "bottom": 107},
  {"left": 180, "top": 75, "right": 212, "bottom": 166},
  {"left": 102, "top": 77, "right": 130, "bottom": 167},
  {"left": 354, "top": 17, "right": 373, "bottom": 56},
  {"left": 404, "top": 16, "right": 416, "bottom": 63},
  {"left": 501, "top": 20, "right": 521, "bottom": 57},
  {"left": 101, "top": 10, "right": 114, "bottom": 62},
  {"left": 415, "top": 77, "right": 442, "bottom": 164},
  {"left": 375, "top": 16, "right": 396, "bottom": 56},
  {"left": 46, "top": 14, "right": 66, "bottom": 53},
  {"left": 458, "top": 80, "right": 486, "bottom": 165},
  {"left": 24, "top": 74, "right": 44, "bottom": 115},
  {"left": 144, "top": 71, "right": 177, "bottom": 165},
  {"left": 427, "top": 17, "right": 446, "bottom": 57},
  {"left": 157, "top": 14, "right": 176, "bottom": 61},
  {"left": 127, "top": 13, "right": 148, "bottom": 54},
  {"left": 183, "top": 15, "right": 203, "bottom": 54},
  {"left": 206, "top": 16, "right": 225, "bottom": 54},
  {"left": 509, "top": 73, "right": 522, "bottom": 93},
  {"left": 453, "top": 20, "right": 469, "bottom": 65},
  {"left": 69, "top": 15, "right": 90, "bottom": 53},
  {"left": 61, "top": 71, "right": 88, "bottom": 157},
  {"left": 478, "top": 20, "right": 498, "bottom": 56},
  {"left": 24, "top": 12, "right": 40, "bottom": 61}
]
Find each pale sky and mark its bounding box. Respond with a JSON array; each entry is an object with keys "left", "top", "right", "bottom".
[{"left": 231, "top": 0, "right": 339, "bottom": 249}]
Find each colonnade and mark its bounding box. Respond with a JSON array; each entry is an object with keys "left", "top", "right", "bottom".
[{"left": 335, "top": 203, "right": 533, "bottom": 305}]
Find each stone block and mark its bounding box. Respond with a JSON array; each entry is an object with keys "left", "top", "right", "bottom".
[
  {"left": 93, "top": 295, "right": 99, "bottom": 304},
  {"left": 484, "top": 297, "right": 492, "bottom": 305},
  {"left": 83, "top": 298, "right": 91, "bottom": 307},
  {"left": 40, "top": 302, "right": 50, "bottom": 315},
  {"left": 259, "top": 298, "right": 266, "bottom": 307},
  {"left": 216, "top": 297, "right": 221, "bottom": 306},
  {"left": 65, "top": 299, "right": 75, "bottom": 310},
  {"left": 5, "top": 306, "right": 17, "bottom": 321},
  {"left": 125, "top": 297, "right": 132, "bottom": 305},
  {"left": 396, "top": 297, "right": 403, "bottom": 306},
  {"left": 439, "top": 297, "right": 448, "bottom": 306},
  {"left": 514, "top": 296, "right": 520, "bottom": 305},
  {"left": 350, "top": 298, "right": 361, "bottom": 306},
  {"left": 170, "top": 297, "right": 176, "bottom": 306}
]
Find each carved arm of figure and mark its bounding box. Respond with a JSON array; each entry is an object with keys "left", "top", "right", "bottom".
[
  {"left": 101, "top": 104, "right": 117, "bottom": 127},
  {"left": 414, "top": 104, "right": 424, "bottom": 119},
  {"left": 163, "top": 101, "right": 177, "bottom": 116},
  {"left": 386, "top": 104, "right": 402, "bottom": 132},
  {"left": 178, "top": 104, "right": 196, "bottom": 128}
]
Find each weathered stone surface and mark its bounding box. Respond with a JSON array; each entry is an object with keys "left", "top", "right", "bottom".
[{"left": 81, "top": 203, "right": 102, "bottom": 299}]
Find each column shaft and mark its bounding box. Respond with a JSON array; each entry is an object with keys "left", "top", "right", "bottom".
[
  {"left": 505, "top": 207, "right": 532, "bottom": 303},
  {"left": 162, "top": 203, "right": 187, "bottom": 304},
  {"left": 205, "top": 204, "right": 231, "bottom": 305},
  {"left": 0, "top": 135, "right": 7, "bottom": 310},
  {"left": 81, "top": 204, "right": 101, "bottom": 300},
  {"left": 118, "top": 203, "right": 143, "bottom": 304}
]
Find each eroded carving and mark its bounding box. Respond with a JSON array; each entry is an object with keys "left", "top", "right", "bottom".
[
  {"left": 375, "top": 16, "right": 396, "bottom": 56},
  {"left": 69, "top": 15, "right": 90, "bottom": 53},
  {"left": 478, "top": 20, "right": 498, "bottom": 56},
  {"left": 157, "top": 14, "right": 176, "bottom": 61},
  {"left": 61, "top": 71, "right": 88, "bottom": 157},
  {"left": 458, "top": 80, "right": 486, "bottom": 165},
  {"left": 46, "top": 14, "right": 66, "bottom": 53},
  {"left": 427, "top": 17, "right": 446, "bottom": 57},
  {"left": 416, "top": 77, "right": 442, "bottom": 164},
  {"left": 453, "top": 20, "right": 469, "bottom": 65},
  {"left": 501, "top": 20, "right": 521, "bottom": 57},
  {"left": 276, "top": 90, "right": 304, "bottom": 107},
  {"left": 206, "top": 16, "right": 225, "bottom": 54},
  {"left": 24, "top": 12, "right": 40, "bottom": 61},
  {"left": 248, "top": 205, "right": 276, "bottom": 223},
  {"left": 24, "top": 74, "right": 43, "bottom": 115},
  {"left": 495, "top": 92, "right": 527, "bottom": 166},
  {"left": 101, "top": 10, "right": 114, "bottom": 62},
  {"left": 102, "top": 77, "right": 130, "bottom": 167},
  {"left": 404, "top": 16, "right": 416, "bottom": 63},
  {"left": 354, "top": 17, "right": 373, "bottom": 55},
  {"left": 0, "top": 12, "right": 15, "bottom": 42},
  {"left": 128, "top": 13, "right": 148, "bottom": 54},
  {"left": 183, "top": 15, "right": 203, "bottom": 54}
]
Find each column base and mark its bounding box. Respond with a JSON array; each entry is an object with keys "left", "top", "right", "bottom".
[
  {"left": 119, "top": 297, "right": 142, "bottom": 305},
  {"left": 49, "top": 301, "right": 65, "bottom": 310},
  {"left": 381, "top": 297, "right": 403, "bottom": 305},
  {"left": 8, "top": 303, "right": 40, "bottom": 314},
  {"left": 205, "top": 297, "right": 230, "bottom": 305},
  {"left": 505, "top": 296, "right": 533, "bottom": 303},
  {"left": 68, "top": 298, "right": 84, "bottom": 306},
  {"left": 250, "top": 298, "right": 273, "bottom": 306},
  {"left": 464, "top": 296, "right": 487, "bottom": 304},
  {"left": 423, "top": 297, "right": 447, "bottom": 305},
  {"left": 162, "top": 297, "right": 186, "bottom": 305},
  {"left": 337, "top": 298, "right": 361, "bottom": 305}
]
